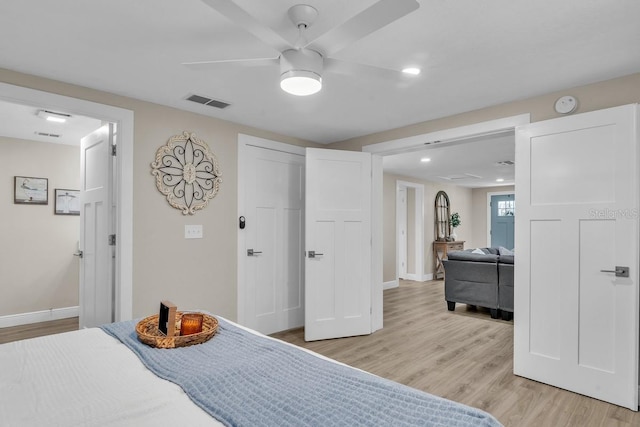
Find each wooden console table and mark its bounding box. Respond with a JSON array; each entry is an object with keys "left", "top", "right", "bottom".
[{"left": 433, "top": 241, "right": 465, "bottom": 279}]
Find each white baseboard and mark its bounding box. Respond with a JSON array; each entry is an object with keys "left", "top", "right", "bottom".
[
  {"left": 383, "top": 280, "right": 399, "bottom": 290},
  {"left": 401, "top": 274, "right": 434, "bottom": 282},
  {"left": 0, "top": 306, "right": 79, "bottom": 328}
]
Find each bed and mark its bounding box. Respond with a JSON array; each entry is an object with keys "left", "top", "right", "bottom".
[{"left": 0, "top": 315, "right": 502, "bottom": 426}]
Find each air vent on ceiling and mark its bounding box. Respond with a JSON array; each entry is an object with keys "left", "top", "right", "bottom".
[
  {"left": 186, "top": 94, "right": 230, "bottom": 109},
  {"left": 35, "top": 131, "right": 61, "bottom": 138},
  {"left": 497, "top": 160, "right": 515, "bottom": 166}
]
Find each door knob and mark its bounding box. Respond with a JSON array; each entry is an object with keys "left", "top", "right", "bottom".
[
  {"left": 308, "top": 251, "right": 324, "bottom": 258},
  {"left": 600, "top": 266, "right": 629, "bottom": 277},
  {"left": 73, "top": 250, "right": 83, "bottom": 259},
  {"left": 247, "top": 249, "right": 262, "bottom": 256}
]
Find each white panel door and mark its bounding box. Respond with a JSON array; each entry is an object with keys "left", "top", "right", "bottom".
[
  {"left": 79, "top": 124, "right": 114, "bottom": 328},
  {"left": 514, "top": 104, "right": 639, "bottom": 410},
  {"left": 305, "top": 148, "right": 372, "bottom": 341},
  {"left": 241, "top": 142, "right": 305, "bottom": 335}
]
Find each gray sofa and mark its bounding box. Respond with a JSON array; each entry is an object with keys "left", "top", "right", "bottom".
[{"left": 442, "top": 247, "right": 514, "bottom": 320}]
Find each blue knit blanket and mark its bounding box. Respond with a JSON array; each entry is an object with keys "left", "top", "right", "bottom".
[{"left": 101, "top": 318, "right": 502, "bottom": 427}]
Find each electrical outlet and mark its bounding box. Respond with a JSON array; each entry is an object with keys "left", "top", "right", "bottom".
[{"left": 184, "top": 224, "right": 203, "bottom": 239}]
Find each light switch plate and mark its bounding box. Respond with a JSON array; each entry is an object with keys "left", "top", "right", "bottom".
[{"left": 185, "top": 224, "right": 203, "bottom": 239}]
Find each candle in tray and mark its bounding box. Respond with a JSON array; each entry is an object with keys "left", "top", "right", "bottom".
[{"left": 180, "top": 313, "right": 203, "bottom": 336}]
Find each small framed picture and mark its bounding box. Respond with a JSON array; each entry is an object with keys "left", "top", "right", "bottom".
[
  {"left": 54, "top": 189, "right": 80, "bottom": 215},
  {"left": 14, "top": 176, "right": 48, "bottom": 205}
]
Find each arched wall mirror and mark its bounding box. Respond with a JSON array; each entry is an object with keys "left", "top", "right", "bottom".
[{"left": 434, "top": 190, "right": 450, "bottom": 241}]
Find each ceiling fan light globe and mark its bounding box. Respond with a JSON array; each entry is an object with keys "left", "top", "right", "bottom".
[{"left": 280, "top": 70, "right": 322, "bottom": 96}]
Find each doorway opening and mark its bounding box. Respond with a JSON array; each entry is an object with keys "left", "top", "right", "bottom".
[
  {"left": 0, "top": 82, "right": 134, "bottom": 325},
  {"left": 395, "top": 180, "right": 424, "bottom": 285},
  {"left": 363, "top": 114, "right": 529, "bottom": 285}
]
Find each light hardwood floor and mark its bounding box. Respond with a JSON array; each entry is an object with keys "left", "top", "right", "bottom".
[
  {"left": 272, "top": 280, "right": 640, "bottom": 427},
  {"left": 0, "top": 317, "right": 78, "bottom": 344}
]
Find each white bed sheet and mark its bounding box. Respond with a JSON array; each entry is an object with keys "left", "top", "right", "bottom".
[{"left": 0, "top": 327, "right": 223, "bottom": 427}]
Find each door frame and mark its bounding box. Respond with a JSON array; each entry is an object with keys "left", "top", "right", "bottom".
[
  {"left": 396, "top": 180, "right": 425, "bottom": 283},
  {"left": 486, "top": 190, "right": 515, "bottom": 247},
  {"left": 236, "top": 134, "right": 305, "bottom": 326},
  {"left": 0, "top": 82, "right": 134, "bottom": 322},
  {"left": 363, "top": 114, "right": 530, "bottom": 282}
]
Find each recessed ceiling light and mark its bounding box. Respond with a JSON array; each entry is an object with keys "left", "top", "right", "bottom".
[
  {"left": 496, "top": 178, "right": 504, "bottom": 182},
  {"left": 420, "top": 157, "right": 431, "bottom": 162},
  {"left": 37, "top": 109, "right": 71, "bottom": 123},
  {"left": 402, "top": 67, "right": 421, "bottom": 75}
]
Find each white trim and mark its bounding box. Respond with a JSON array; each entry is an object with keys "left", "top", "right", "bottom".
[
  {"left": 403, "top": 273, "right": 434, "bottom": 282},
  {"left": 236, "top": 134, "right": 304, "bottom": 326},
  {"left": 486, "top": 190, "right": 516, "bottom": 247},
  {"left": 371, "top": 155, "right": 384, "bottom": 332},
  {"left": 0, "top": 82, "right": 134, "bottom": 322},
  {"left": 363, "top": 114, "right": 530, "bottom": 156},
  {"left": 0, "top": 306, "right": 79, "bottom": 328},
  {"left": 395, "top": 180, "right": 424, "bottom": 285},
  {"left": 397, "top": 187, "right": 407, "bottom": 279},
  {"left": 383, "top": 280, "right": 399, "bottom": 290}
]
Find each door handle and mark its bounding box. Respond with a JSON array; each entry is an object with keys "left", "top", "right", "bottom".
[
  {"left": 600, "top": 266, "right": 629, "bottom": 277},
  {"left": 308, "top": 251, "right": 324, "bottom": 258},
  {"left": 247, "top": 249, "right": 262, "bottom": 256},
  {"left": 73, "top": 250, "right": 83, "bottom": 259}
]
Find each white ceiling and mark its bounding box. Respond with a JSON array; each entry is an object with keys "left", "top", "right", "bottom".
[
  {"left": 0, "top": 0, "right": 638, "bottom": 187},
  {"left": 383, "top": 132, "right": 515, "bottom": 188},
  {"left": 0, "top": 100, "right": 102, "bottom": 146}
]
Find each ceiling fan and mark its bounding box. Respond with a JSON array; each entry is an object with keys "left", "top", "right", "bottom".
[{"left": 184, "top": 0, "right": 420, "bottom": 96}]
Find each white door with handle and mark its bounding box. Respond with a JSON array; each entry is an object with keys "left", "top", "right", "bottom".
[
  {"left": 238, "top": 136, "right": 305, "bottom": 335},
  {"left": 514, "top": 104, "right": 639, "bottom": 409},
  {"left": 305, "top": 148, "right": 372, "bottom": 341},
  {"left": 79, "top": 124, "right": 115, "bottom": 328}
]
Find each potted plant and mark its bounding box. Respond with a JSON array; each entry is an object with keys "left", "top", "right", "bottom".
[{"left": 449, "top": 212, "right": 461, "bottom": 241}]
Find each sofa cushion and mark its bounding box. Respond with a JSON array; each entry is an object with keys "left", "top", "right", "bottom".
[
  {"left": 499, "top": 254, "right": 514, "bottom": 264},
  {"left": 446, "top": 251, "right": 499, "bottom": 262}
]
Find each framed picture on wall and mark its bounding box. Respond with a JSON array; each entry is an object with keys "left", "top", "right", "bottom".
[
  {"left": 54, "top": 189, "right": 80, "bottom": 215},
  {"left": 14, "top": 176, "right": 48, "bottom": 205}
]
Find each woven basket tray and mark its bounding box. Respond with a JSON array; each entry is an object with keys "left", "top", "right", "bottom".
[{"left": 135, "top": 312, "right": 218, "bottom": 349}]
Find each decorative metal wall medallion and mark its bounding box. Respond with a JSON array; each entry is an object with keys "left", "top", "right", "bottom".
[{"left": 151, "top": 132, "right": 222, "bottom": 215}]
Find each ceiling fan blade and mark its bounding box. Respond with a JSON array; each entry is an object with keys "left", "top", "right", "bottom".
[
  {"left": 325, "top": 58, "right": 419, "bottom": 80},
  {"left": 201, "top": 0, "right": 292, "bottom": 52},
  {"left": 183, "top": 57, "right": 279, "bottom": 69},
  {"left": 307, "top": 0, "right": 419, "bottom": 56}
]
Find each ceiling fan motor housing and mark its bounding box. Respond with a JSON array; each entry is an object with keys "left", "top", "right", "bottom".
[
  {"left": 280, "top": 49, "right": 323, "bottom": 95},
  {"left": 280, "top": 49, "right": 323, "bottom": 78}
]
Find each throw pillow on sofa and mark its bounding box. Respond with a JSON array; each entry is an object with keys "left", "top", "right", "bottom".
[{"left": 498, "top": 246, "right": 514, "bottom": 256}]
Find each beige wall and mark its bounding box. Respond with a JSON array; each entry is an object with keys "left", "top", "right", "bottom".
[
  {"left": 383, "top": 173, "right": 473, "bottom": 283},
  {"left": 470, "top": 185, "right": 515, "bottom": 248},
  {"left": 0, "top": 68, "right": 319, "bottom": 321},
  {"left": 1, "top": 137, "right": 80, "bottom": 315}
]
